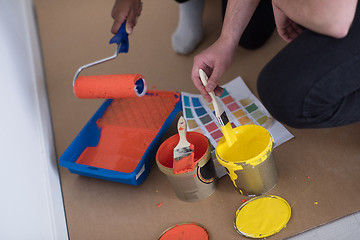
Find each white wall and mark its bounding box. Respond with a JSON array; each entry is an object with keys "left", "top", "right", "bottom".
[{"left": 0, "top": 1, "right": 68, "bottom": 239}]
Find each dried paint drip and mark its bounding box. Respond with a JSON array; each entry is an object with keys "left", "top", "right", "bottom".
[
  {"left": 159, "top": 223, "right": 209, "bottom": 240},
  {"left": 234, "top": 195, "right": 291, "bottom": 238},
  {"left": 76, "top": 91, "right": 180, "bottom": 173}
]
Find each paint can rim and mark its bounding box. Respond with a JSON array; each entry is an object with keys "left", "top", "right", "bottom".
[
  {"left": 156, "top": 132, "right": 211, "bottom": 174},
  {"left": 158, "top": 222, "right": 209, "bottom": 240},
  {"left": 215, "top": 124, "right": 273, "bottom": 168},
  {"left": 234, "top": 195, "right": 291, "bottom": 238}
]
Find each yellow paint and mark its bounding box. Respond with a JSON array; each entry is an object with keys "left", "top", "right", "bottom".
[
  {"left": 227, "top": 168, "right": 238, "bottom": 188},
  {"left": 235, "top": 195, "right": 291, "bottom": 238},
  {"left": 216, "top": 124, "right": 272, "bottom": 168},
  {"left": 220, "top": 122, "right": 238, "bottom": 147}
]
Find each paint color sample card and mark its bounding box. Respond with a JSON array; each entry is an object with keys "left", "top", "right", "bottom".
[{"left": 181, "top": 76, "right": 294, "bottom": 177}]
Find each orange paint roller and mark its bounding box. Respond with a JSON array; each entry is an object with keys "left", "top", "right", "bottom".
[
  {"left": 72, "top": 21, "right": 147, "bottom": 99},
  {"left": 74, "top": 74, "right": 147, "bottom": 98}
]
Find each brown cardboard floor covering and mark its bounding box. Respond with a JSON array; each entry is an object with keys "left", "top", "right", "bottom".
[{"left": 34, "top": 0, "right": 360, "bottom": 239}]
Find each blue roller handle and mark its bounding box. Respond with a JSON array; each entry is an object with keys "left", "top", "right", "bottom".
[{"left": 109, "top": 21, "right": 129, "bottom": 53}]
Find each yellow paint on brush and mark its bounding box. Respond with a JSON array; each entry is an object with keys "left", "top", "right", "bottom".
[
  {"left": 220, "top": 122, "right": 238, "bottom": 147},
  {"left": 235, "top": 195, "right": 291, "bottom": 238}
]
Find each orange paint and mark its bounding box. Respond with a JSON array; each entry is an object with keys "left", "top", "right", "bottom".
[
  {"left": 173, "top": 150, "right": 195, "bottom": 174},
  {"left": 76, "top": 91, "right": 180, "bottom": 173},
  {"left": 74, "top": 74, "right": 145, "bottom": 98},
  {"left": 156, "top": 132, "right": 209, "bottom": 169},
  {"left": 159, "top": 223, "right": 208, "bottom": 240}
]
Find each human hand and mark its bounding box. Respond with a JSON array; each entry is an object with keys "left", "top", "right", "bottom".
[
  {"left": 191, "top": 38, "right": 236, "bottom": 102},
  {"left": 272, "top": 4, "right": 303, "bottom": 42},
  {"left": 111, "top": 0, "right": 143, "bottom": 35}
]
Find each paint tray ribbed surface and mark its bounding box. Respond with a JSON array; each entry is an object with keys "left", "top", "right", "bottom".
[{"left": 59, "top": 91, "right": 182, "bottom": 185}]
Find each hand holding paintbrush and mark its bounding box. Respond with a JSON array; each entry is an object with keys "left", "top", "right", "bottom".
[{"left": 198, "top": 69, "right": 238, "bottom": 147}]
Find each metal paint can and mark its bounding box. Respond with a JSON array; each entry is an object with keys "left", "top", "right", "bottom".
[
  {"left": 215, "top": 124, "right": 278, "bottom": 196},
  {"left": 158, "top": 222, "right": 209, "bottom": 240},
  {"left": 156, "top": 132, "right": 216, "bottom": 202}
]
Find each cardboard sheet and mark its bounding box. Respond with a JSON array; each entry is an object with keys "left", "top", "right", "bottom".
[{"left": 34, "top": 0, "right": 360, "bottom": 239}]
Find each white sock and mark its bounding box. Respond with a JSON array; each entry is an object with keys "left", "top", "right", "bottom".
[{"left": 172, "top": 0, "right": 204, "bottom": 55}]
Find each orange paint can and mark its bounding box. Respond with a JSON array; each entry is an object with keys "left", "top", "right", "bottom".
[{"left": 156, "top": 132, "right": 216, "bottom": 202}]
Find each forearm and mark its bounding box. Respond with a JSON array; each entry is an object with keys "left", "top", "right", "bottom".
[
  {"left": 220, "top": 0, "right": 261, "bottom": 48},
  {"left": 273, "top": 0, "right": 358, "bottom": 38}
]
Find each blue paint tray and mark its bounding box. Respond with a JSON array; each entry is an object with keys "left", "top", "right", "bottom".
[{"left": 59, "top": 91, "right": 182, "bottom": 185}]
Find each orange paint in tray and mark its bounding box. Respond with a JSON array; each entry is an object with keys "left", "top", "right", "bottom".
[
  {"left": 60, "top": 90, "right": 181, "bottom": 185},
  {"left": 76, "top": 126, "right": 157, "bottom": 173}
]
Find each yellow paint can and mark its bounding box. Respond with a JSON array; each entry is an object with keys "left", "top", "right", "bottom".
[{"left": 215, "top": 124, "right": 278, "bottom": 196}]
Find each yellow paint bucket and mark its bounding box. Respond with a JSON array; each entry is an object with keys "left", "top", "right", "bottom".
[{"left": 215, "top": 124, "right": 278, "bottom": 196}]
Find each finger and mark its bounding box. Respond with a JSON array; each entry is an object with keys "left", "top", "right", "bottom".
[
  {"left": 126, "top": 9, "right": 140, "bottom": 34},
  {"left": 137, "top": 1, "right": 143, "bottom": 16},
  {"left": 111, "top": 18, "right": 124, "bottom": 34},
  {"left": 293, "top": 23, "right": 304, "bottom": 35},
  {"left": 214, "top": 86, "right": 224, "bottom": 97},
  {"left": 206, "top": 64, "right": 223, "bottom": 92},
  {"left": 194, "top": 75, "right": 212, "bottom": 102},
  {"left": 283, "top": 24, "right": 298, "bottom": 42},
  {"left": 111, "top": 8, "right": 127, "bottom": 34},
  {"left": 191, "top": 65, "right": 212, "bottom": 102}
]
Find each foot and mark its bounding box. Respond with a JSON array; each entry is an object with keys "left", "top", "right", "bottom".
[{"left": 171, "top": 0, "right": 204, "bottom": 55}]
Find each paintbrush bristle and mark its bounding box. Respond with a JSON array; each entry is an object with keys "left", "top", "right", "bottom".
[{"left": 173, "top": 146, "right": 193, "bottom": 160}]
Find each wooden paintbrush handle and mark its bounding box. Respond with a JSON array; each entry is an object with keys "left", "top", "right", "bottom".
[
  {"left": 177, "top": 116, "right": 189, "bottom": 147},
  {"left": 198, "top": 69, "right": 226, "bottom": 126}
]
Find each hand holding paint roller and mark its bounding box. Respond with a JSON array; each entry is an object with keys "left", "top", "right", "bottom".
[
  {"left": 173, "top": 116, "right": 195, "bottom": 174},
  {"left": 199, "top": 69, "right": 237, "bottom": 147},
  {"left": 73, "top": 21, "right": 147, "bottom": 99}
]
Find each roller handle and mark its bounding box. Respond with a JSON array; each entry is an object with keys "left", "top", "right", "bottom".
[
  {"left": 72, "top": 21, "right": 130, "bottom": 86},
  {"left": 109, "top": 21, "right": 129, "bottom": 53}
]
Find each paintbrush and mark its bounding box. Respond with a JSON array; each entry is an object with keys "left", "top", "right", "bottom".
[
  {"left": 198, "top": 69, "right": 237, "bottom": 147},
  {"left": 173, "top": 116, "right": 195, "bottom": 174}
]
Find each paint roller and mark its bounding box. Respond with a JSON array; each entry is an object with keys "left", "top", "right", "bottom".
[{"left": 73, "top": 21, "right": 147, "bottom": 98}]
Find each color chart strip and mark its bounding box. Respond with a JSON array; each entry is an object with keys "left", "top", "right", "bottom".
[{"left": 181, "top": 76, "right": 294, "bottom": 150}]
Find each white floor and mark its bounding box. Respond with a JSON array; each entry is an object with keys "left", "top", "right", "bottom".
[{"left": 288, "top": 212, "right": 360, "bottom": 240}]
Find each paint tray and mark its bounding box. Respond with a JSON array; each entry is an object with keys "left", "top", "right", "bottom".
[{"left": 59, "top": 91, "right": 182, "bottom": 185}]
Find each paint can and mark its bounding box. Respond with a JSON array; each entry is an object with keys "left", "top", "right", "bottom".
[
  {"left": 156, "top": 132, "right": 216, "bottom": 202},
  {"left": 215, "top": 124, "right": 278, "bottom": 196}
]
